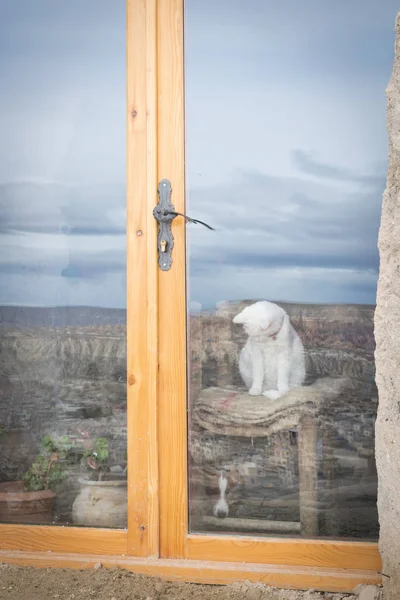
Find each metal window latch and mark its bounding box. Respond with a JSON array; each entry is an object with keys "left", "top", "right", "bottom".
[{"left": 153, "top": 179, "right": 214, "bottom": 271}]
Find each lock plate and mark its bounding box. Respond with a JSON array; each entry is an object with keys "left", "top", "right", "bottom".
[
  {"left": 153, "top": 178, "right": 214, "bottom": 271},
  {"left": 153, "top": 179, "right": 176, "bottom": 271}
]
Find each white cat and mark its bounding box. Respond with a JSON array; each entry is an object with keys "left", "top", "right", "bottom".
[{"left": 233, "top": 301, "right": 306, "bottom": 400}]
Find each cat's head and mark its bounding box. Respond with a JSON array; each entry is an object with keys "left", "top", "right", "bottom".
[{"left": 233, "top": 301, "right": 285, "bottom": 337}]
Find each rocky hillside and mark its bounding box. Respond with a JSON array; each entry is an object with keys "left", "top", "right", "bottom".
[{"left": 0, "top": 301, "right": 377, "bottom": 530}]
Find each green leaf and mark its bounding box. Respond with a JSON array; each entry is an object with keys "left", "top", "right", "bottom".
[
  {"left": 41, "top": 435, "right": 57, "bottom": 453},
  {"left": 22, "top": 435, "right": 71, "bottom": 491},
  {"left": 94, "top": 438, "right": 109, "bottom": 463}
]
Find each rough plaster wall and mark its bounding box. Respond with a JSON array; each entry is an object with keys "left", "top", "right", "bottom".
[{"left": 375, "top": 11, "right": 400, "bottom": 600}]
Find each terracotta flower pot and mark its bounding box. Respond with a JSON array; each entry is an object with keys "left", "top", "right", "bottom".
[
  {"left": 0, "top": 481, "right": 55, "bottom": 524},
  {"left": 72, "top": 478, "right": 127, "bottom": 528}
]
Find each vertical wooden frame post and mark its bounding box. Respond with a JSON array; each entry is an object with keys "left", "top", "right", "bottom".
[
  {"left": 157, "top": 0, "right": 188, "bottom": 559},
  {"left": 127, "top": 0, "right": 159, "bottom": 557}
]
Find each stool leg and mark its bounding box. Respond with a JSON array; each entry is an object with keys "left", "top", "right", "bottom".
[{"left": 298, "top": 415, "right": 319, "bottom": 537}]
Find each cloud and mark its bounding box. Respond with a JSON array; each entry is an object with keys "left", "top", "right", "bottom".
[
  {"left": 292, "top": 150, "right": 386, "bottom": 187},
  {"left": 0, "top": 181, "right": 125, "bottom": 236},
  {"left": 0, "top": 1, "right": 125, "bottom": 185},
  {"left": 189, "top": 263, "right": 379, "bottom": 311},
  {"left": 61, "top": 260, "right": 124, "bottom": 280},
  {"left": 0, "top": 248, "right": 125, "bottom": 280},
  {"left": 186, "top": 166, "right": 383, "bottom": 307},
  {"left": 0, "top": 180, "right": 126, "bottom": 288},
  {"left": 192, "top": 248, "right": 378, "bottom": 274}
]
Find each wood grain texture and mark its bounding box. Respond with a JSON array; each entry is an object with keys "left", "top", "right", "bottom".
[
  {"left": 0, "top": 550, "right": 381, "bottom": 592},
  {"left": 0, "top": 526, "right": 127, "bottom": 555},
  {"left": 187, "top": 536, "right": 382, "bottom": 571},
  {"left": 298, "top": 415, "right": 319, "bottom": 536},
  {"left": 127, "top": 0, "right": 159, "bottom": 557},
  {"left": 157, "top": 0, "right": 188, "bottom": 559}
]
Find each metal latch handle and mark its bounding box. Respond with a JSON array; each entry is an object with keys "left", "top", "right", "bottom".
[
  {"left": 153, "top": 179, "right": 214, "bottom": 271},
  {"left": 165, "top": 210, "right": 214, "bottom": 231}
]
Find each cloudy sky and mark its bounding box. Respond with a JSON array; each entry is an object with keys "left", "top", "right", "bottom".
[
  {"left": 0, "top": 1, "right": 125, "bottom": 307},
  {"left": 185, "top": 0, "right": 398, "bottom": 310},
  {"left": 0, "top": 1, "right": 398, "bottom": 309}
]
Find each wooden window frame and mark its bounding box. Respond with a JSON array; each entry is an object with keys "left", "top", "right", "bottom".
[{"left": 0, "top": 0, "right": 382, "bottom": 593}]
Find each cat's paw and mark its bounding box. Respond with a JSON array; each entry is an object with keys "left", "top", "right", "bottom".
[
  {"left": 263, "top": 389, "right": 282, "bottom": 400},
  {"left": 249, "top": 386, "right": 262, "bottom": 396}
]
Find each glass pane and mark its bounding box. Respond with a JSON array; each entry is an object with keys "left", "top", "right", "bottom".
[
  {"left": 0, "top": 1, "right": 126, "bottom": 527},
  {"left": 186, "top": 0, "right": 396, "bottom": 539}
]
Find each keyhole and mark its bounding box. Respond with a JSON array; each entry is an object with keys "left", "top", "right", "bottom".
[{"left": 160, "top": 240, "right": 167, "bottom": 253}]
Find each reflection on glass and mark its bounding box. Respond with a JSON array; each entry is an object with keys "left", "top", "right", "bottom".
[
  {"left": 0, "top": 1, "right": 126, "bottom": 527},
  {"left": 186, "top": 0, "right": 395, "bottom": 539}
]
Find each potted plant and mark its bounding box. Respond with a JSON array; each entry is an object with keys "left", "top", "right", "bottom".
[
  {"left": 72, "top": 437, "right": 127, "bottom": 528},
  {"left": 0, "top": 435, "right": 70, "bottom": 523}
]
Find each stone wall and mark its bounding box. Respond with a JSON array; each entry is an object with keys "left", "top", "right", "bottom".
[{"left": 375, "top": 12, "right": 400, "bottom": 600}]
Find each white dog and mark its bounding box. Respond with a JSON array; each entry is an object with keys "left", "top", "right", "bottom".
[
  {"left": 213, "top": 470, "right": 229, "bottom": 518},
  {"left": 233, "top": 301, "right": 306, "bottom": 399}
]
